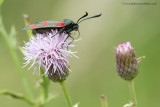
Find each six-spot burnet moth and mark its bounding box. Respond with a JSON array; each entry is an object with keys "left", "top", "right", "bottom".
[{"left": 23, "top": 12, "right": 102, "bottom": 41}]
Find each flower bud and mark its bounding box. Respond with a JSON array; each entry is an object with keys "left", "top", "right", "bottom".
[
  {"left": 116, "top": 42, "right": 138, "bottom": 80},
  {"left": 47, "top": 64, "right": 69, "bottom": 82}
]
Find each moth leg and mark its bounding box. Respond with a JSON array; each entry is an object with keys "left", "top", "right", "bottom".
[
  {"left": 68, "top": 35, "right": 74, "bottom": 45},
  {"left": 66, "top": 34, "right": 74, "bottom": 50},
  {"left": 62, "top": 33, "right": 74, "bottom": 50},
  {"left": 76, "top": 30, "right": 80, "bottom": 39},
  {"left": 51, "top": 27, "right": 65, "bottom": 38}
]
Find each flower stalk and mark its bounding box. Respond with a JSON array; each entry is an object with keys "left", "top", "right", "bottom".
[
  {"left": 0, "top": 90, "right": 35, "bottom": 105},
  {"left": 100, "top": 95, "right": 108, "bottom": 107},
  {"left": 128, "top": 80, "right": 137, "bottom": 107},
  {"left": 23, "top": 14, "right": 32, "bottom": 38},
  {"left": 60, "top": 81, "right": 73, "bottom": 107},
  {"left": 40, "top": 67, "right": 50, "bottom": 102}
]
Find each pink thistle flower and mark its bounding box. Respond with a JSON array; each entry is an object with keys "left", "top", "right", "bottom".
[
  {"left": 116, "top": 42, "right": 138, "bottom": 80},
  {"left": 23, "top": 30, "right": 78, "bottom": 82}
]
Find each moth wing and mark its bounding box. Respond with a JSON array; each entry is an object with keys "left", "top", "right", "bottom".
[{"left": 22, "top": 21, "right": 65, "bottom": 30}]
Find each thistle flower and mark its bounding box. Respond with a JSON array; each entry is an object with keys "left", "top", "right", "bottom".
[
  {"left": 23, "top": 30, "right": 77, "bottom": 82},
  {"left": 116, "top": 42, "right": 138, "bottom": 80}
]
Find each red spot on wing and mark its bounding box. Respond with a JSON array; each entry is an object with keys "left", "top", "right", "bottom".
[
  {"left": 33, "top": 25, "right": 38, "bottom": 28},
  {"left": 29, "top": 24, "right": 38, "bottom": 28},
  {"left": 56, "top": 22, "right": 65, "bottom": 27},
  {"left": 29, "top": 24, "right": 35, "bottom": 27},
  {"left": 43, "top": 21, "right": 48, "bottom": 26}
]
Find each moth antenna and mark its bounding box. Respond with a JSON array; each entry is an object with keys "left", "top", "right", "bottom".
[
  {"left": 76, "top": 12, "right": 88, "bottom": 24},
  {"left": 77, "top": 13, "right": 102, "bottom": 24}
]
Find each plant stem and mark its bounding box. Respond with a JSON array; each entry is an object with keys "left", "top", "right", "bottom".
[
  {"left": 41, "top": 83, "right": 49, "bottom": 101},
  {"left": 60, "top": 81, "right": 73, "bottom": 107},
  {"left": 0, "top": 90, "right": 35, "bottom": 105},
  {"left": 0, "top": 16, "right": 34, "bottom": 100},
  {"left": 40, "top": 67, "right": 49, "bottom": 102},
  {"left": 128, "top": 80, "right": 138, "bottom": 107},
  {"left": 23, "top": 14, "right": 32, "bottom": 38},
  {"left": 100, "top": 95, "right": 108, "bottom": 107}
]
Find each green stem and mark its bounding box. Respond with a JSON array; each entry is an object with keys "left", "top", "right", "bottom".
[
  {"left": 23, "top": 14, "right": 32, "bottom": 38},
  {"left": 0, "top": 90, "right": 35, "bottom": 105},
  {"left": 128, "top": 80, "right": 138, "bottom": 107},
  {"left": 40, "top": 67, "right": 50, "bottom": 102},
  {"left": 60, "top": 81, "right": 73, "bottom": 107},
  {"left": 0, "top": 15, "right": 34, "bottom": 100},
  {"left": 100, "top": 95, "right": 108, "bottom": 107},
  {"left": 41, "top": 85, "right": 48, "bottom": 101}
]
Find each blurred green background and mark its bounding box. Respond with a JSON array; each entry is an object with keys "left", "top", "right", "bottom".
[{"left": 0, "top": 0, "right": 160, "bottom": 107}]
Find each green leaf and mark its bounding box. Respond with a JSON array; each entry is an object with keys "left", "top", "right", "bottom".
[
  {"left": 19, "top": 46, "right": 26, "bottom": 55},
  {"left": 123, "top": 101, "right": 134, "bottom": 107},
  {"left": 73, "top": 103, "right": 79, "bottom": 107},
  {"left": 0, "top": 89, "right": 35, "bottom": 105},
  {"left": 43, "top": 94, "right": 57, "bottom": 105},
  {"left": 9, "top": 26, "right": 17, "bottom": 48}
]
